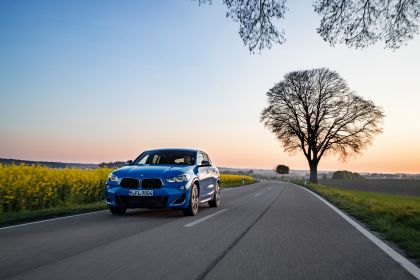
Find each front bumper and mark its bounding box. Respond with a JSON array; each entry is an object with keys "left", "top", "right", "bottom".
[{"left": 105, "top": 181, "right": 191, "bottom": 209}]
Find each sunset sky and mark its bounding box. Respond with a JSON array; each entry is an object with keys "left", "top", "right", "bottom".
[{"left": 1, "top": 1, "right": 419, "bottom": 173}]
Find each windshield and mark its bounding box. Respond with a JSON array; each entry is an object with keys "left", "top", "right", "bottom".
[{"left": 132, "top": 150, "right": 196, "bottom": 166}]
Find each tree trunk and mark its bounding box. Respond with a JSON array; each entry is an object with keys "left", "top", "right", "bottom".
[{"left": 309, "top": 161, "right": 318, "bottom": 183}]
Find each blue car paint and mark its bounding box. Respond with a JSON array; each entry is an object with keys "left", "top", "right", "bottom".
[{"left": 105, "top": 149, "right": 220, "bottom": 210}]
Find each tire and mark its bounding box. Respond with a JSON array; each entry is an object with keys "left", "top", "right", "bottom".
[
  {"left": 183, "top": 184, "right": 199, "bottom": 216},
  {"left": 209, "top": 182, "right": 221, "bottom": 208},
  {"left": 109, "top": 205, "right": 127, "bottom": 215}
]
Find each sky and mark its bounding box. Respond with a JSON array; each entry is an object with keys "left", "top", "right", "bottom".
[{"left": 0, "top": 0, "right": 419, "bottom": 173}]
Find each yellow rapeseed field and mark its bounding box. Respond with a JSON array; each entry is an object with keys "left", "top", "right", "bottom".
[
  {"left": 220, "top": 174, "right": 255, "bottom": 186},
  {"left": 0, "top": 164, "right": 255, "bottom": 214},
  {"left": 0, "top": 164, "right": 112, "bottom": 213}
]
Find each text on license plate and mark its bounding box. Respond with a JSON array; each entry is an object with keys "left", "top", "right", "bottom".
[{"left": 128, "top": 190, "right": 153, "bottom": 196}]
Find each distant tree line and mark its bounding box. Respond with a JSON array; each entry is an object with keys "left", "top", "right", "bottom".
[
  {"left": 0, "top": 158, "right": 97, "bottom": 169},
  {"left": 98, "top": 161, "right": 126, "bottom": 169},
  {"left": 219, "top": 169, "right": 255, "bottom": 176},
  {"left": 365, "top": 173, "right": 420, "bottom": 180},
  {"left": 332, "top": 170, "right": 363, "bottom": 179}
]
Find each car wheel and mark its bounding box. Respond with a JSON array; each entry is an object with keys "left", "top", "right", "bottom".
[
  {"left": 183, "top": 184, "right": 199, "bottom": 216},
  {"left": 109, "top": 205, "right": 127, "bottom": 215},
  {"left": 208, "top": 182, "right": 221, "bottom": 208}
]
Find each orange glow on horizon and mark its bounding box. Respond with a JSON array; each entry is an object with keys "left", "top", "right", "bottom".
[{"left": 1, "top": 135, "right": 419, "bottom": 174}]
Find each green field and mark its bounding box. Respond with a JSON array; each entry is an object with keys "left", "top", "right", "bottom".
[{"left": 294, "top": 180, "right": 420, "bottom": 264}]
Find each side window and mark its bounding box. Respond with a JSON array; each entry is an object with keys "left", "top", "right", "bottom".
[
  {"left": 174, "top": 158, "right": 184, "bottom": 164},
  {"left": 151, "top": 154, "right": 160, "bottom": 164},
  {"left": 202, "top": 153, "right": 210, "bottom": 164},
  {"left": 138, "top": 155, "right": 149, "bottom": 165},
  {"left": 197, "top": 152, "right": 204, "bottom": 165}
]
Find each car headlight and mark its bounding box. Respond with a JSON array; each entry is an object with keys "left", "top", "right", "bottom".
[
  {"left": 108, "top": 173, "right": 119, "bottom": 182},
  {"left": 166, "top": 174, "right": 191, "bottom": 183}
]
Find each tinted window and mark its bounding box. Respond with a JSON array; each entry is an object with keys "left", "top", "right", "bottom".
[{"left": 133, "top": 150, "right": 196, "bottom": 165}]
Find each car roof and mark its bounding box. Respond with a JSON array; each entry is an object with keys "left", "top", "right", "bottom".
[{"left": 144, "top": 148, "right": 199, "bottom": 153}]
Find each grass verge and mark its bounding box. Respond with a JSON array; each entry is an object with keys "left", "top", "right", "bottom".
[
  {"left": 0, "top": 201, "right": 107, "bottom": 228},
  {"left": 293, "top": 180, "right": 420, "bottom": 265}
]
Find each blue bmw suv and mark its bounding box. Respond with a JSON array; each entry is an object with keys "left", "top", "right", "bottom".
[{"left": 105, "top": 149, "right": 221, "bottom": 216}]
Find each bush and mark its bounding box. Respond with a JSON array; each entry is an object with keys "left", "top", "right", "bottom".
[{"left": 332, "top": 170, "right": 363, "bottom": 179}]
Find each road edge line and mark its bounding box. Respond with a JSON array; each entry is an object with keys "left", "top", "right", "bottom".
[{"left": 293, "top": 183, "right": 420, "bottom": 280}]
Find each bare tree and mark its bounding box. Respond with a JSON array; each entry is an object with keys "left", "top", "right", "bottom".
[
  {"left": 261, "top": 68, "right": 384, "bottom": 183},
  {"left": 196, "top": 0, "right": 420, "bottom": 52},
  {"left": 196, "top": 0, "right": 286, "bottom": 52},
  {"left": 314, "top": 0, "right": 420, "bottom": 49}
]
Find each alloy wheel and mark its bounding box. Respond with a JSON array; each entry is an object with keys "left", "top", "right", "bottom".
[{"left": 192, "top": 186, "right": 199, "bottom": 214}]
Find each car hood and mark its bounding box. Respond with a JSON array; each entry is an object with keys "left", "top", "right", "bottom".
[{"left": 112, "top": 165, "right": 194, "bottom": 179}]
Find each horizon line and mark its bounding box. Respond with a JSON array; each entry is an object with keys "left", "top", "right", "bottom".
[{"left": 1, "top": 157, "right": 419, "bottom": 175}]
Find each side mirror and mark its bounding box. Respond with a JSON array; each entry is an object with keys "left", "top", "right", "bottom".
[
  {"left": 125, "top": 160, "right": 133, "bottom": 166},
  {"left": 199, "top": 160, "right": 211, "bottom": 167}
]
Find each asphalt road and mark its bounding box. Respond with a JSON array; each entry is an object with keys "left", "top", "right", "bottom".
[{"left": 0, "top": 181, "right": 416, "bottom": 280}]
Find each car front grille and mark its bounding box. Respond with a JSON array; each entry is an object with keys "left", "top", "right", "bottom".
[
  {"left": 115, "top": 195, "right": 167, "bottom": 208},
  {"left": 120, "top": 178, "right": 139, "bottom": 188},
  {"left": 142, "top": 178, "right": 163, "bottom": 189}
]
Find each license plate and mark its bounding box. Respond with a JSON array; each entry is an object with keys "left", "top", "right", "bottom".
[{"left": 128, "top": 190, "right": 153, "bottom": 196}]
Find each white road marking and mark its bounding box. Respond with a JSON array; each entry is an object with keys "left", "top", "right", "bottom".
[
  {"left": 296, "top": 184, "right": 420, "bottom": 280},
  {"left": 254, "top": 192, "right": 263, "bottom": 197},
  {"left": 184, "top": 209, "right": 229, "bottom": 227},
  {"left": 0, "top": 210, "right": 108, "bottom": 231}
]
